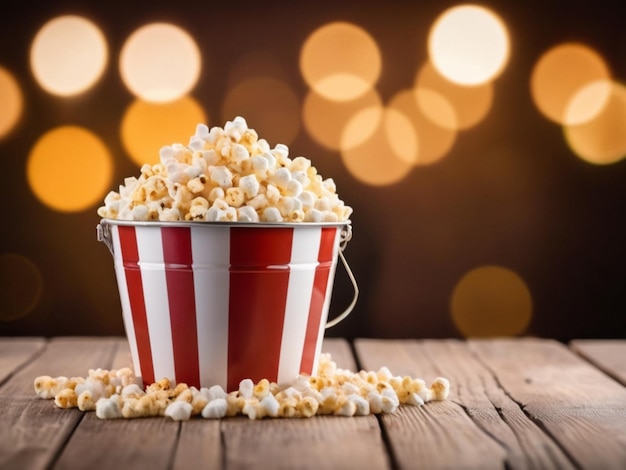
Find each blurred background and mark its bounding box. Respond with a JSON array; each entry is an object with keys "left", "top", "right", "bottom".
[{"left": 1, "top": 0, "right": 624, "bottom": 341}]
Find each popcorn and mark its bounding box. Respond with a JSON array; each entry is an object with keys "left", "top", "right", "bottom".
[
  {"left": 349, "top": 395, "right": 370, "bottom": 416},
  {"left": 165, "top": 401, "right": 193, "bottom": 421},
  {"left": 259, "top": 394, "right": 280, "bottom": 417},
  {"left": 238, "top": 379, "right": 254, "bottom": 399},
  {"left": 97, "top": 117, "right": 352, "bottom": 223},
  {"left": 430, "top": 377, "right": 451, "bottom": 401},
  {"left": 77, "top": 391, "right": 97, "bottom": 411},
  {"left": 262, "top": 206, "right": 283, "bottom": 222},
  {"left": 95, "top": 395, "right": 123, "bottom": 419},
  {"left": 34, "top": 375, "right": 71, "bottom": 399},
  {"left": 33, "top": 353, "right": 449, "bottom": 421},
  {"left": 202, "top": 398, "right": 228, "bottom": 419},
  {"left": 201, "top": 384, "right": 227, "bottom": 402},
  {"left": 54, "top": 388, "right": 78, "bottom": 409}
]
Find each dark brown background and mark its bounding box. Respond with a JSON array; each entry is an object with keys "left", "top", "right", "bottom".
[{"left": 1, "top": 0, "right": 624, "bottom": 340}]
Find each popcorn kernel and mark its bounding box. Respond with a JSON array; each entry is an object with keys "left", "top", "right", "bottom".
[
  {"left": 97, "top": 117, "right": 351, "bottom": 223},
  {"left": 33, "top": 353, "right": 449, "bottom": 421}
]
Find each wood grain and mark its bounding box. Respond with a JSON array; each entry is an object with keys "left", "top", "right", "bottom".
[
  {"left": 355, "top": 338, "right": 509, "bottom": 469},
  {"left": 322, "top": 337, "right": 358, "bottom": 370},
  {"left": 219, "top": 338, "right": 390, "bottom": 470},
  {"left": 469, "top": 338, "right": 626, "bottom": 470},
  {"left": 168, "top": 339, "right": 358, "bottom": 470},
  {"left": 54, "top": 413, "right": 180, "bottom": 470},
  {"left": 76, "top": 337, "right": 376, "bottom": 470},
  {"left": 223, "top": 413, "right": 389, "bottom": 470},
  {"left": 421, "top": 339, "right": 573, "bottom": 469},
  {"left": 570, "top": 339, "right": 626, "bottom": 386},
  {"left": 109, "top": 338, "right": 135, "bottom": 371},
  {"left": 0, "top": 337, "right": 45, "bottom": 384},
  {"left": 172, "top": 419, "right": 222, "bottom": 470},
  {"left": 2, "top": 337, "right": 623, "bottom": 470},
  {"left": 0, "top": 337, "right": 120, "bottom": 398},
  {"left": 0, "top": 338, "right": 119, "bottom": 470}
]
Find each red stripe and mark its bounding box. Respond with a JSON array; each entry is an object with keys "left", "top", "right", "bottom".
[
  {"left": 227, "top": 227, "right": 293, "bottom": 391},
  {"left": 161, "top": 227, "right": 200, "bottom": 387},
  {"left": 118, "top": 226, "right": 155, "bottom": 385},
  {"left": 300, "top": 227, "right": 338, "bottom": 374}
]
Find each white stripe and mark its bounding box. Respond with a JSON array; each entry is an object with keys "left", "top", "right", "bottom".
[
  {"left": 277, "top": 226, "right": 321, "bottom": 386},
  {"left": 311, "top": 227, "right": 340, "bottom": 375},
  {"left": 111, "top": 225, "right": 142, "bottom": 378},
  {"left": 191, "top": 225, "right": 230, "bottom": 389},
  {"left": 136, "top": 226, "right": 175, "bottom": 383}
]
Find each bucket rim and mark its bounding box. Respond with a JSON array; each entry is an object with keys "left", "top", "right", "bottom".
[{"left": 98, "top": 218, "right": 351, "bottom": 229}]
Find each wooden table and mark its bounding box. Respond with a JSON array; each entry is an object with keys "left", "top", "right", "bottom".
[{"left": 1, "top": 337, "right": 624, "bottom": 469}]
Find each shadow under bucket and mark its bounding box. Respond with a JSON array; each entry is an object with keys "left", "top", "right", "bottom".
[{"left": 97, "top": 219, "right": 357, "bottom": 391}]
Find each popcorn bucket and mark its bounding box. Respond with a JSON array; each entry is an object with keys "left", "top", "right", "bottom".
[{"left": 97, "top": 220, "right": 357, "bottom": 391}]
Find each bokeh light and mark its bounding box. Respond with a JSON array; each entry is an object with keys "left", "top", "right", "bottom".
[
  {"left": 30, "top": 15, "right": 108, "bottom": 96},
  {"left": 428, "top": 5, "right": 510, "bottom": 86},
  {"left": 221, "top": 77, "right": 300, "bottom": 147},
  {"left": 415, "top": 61, "right": 494, "bottom": 130},
  {"left": 121, "top": 96, "right": 207, "bottom": 166},
  {"left": 0, "top": 253, "right": 43, "bottom": 322},
  {"left": 340, "top": 107, "right": 414, "bottom": 186},
  {"left": 531, "top": 43, "right": 611, "bottom": 125},
  {"left": 414, "top": 88, "right": 458, "bottom": 132},
  {"left": 564, "top": 81, "right": 626, "bottom": 165},
  {"left": 340, "top": 105, "right": 384, "bottom": 151},
  {"left": 300, "top": 22, "right": 381, "bottom": 101},
  {"left": 27, "top": 126, "right": 113, "bottom": 212},
  {"left": 388, "top": 88, "right": 457, "bottom": 165},
  {"left": 563, "top": 80, "right": 613, "bottom": 126},
  {"left": 302, "top": 88, "right": 382, "bottom": 150},
  {"left": 383, "top": 108, "right": 419, "bottom": 165},
  {"left": 451, "top": 265, "right": 533, "bottom": 337},
  {"left": 0, "top": 67, "right": 23, "bottom": 139},
  {"left": 119, "top": 23, "right": 201, "bottom": 103}
]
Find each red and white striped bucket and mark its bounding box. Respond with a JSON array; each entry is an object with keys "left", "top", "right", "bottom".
[{"left": 97, "top": 220, "right": 356, "bottom": 391}]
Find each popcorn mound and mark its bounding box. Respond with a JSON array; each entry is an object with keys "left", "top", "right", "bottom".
[
  {"left": 97, "top": 116, "right": 353, "bottom": 223},
  {"left": 34, "top": 354, "right": 450, "bottom": 421}
]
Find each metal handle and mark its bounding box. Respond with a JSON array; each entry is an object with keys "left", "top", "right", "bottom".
[
  {"left": 325, "top": 226, "right": 359, "bottom": 329},
  {"left": 97, "top": 223, "right": 114, "bottom": 256}
]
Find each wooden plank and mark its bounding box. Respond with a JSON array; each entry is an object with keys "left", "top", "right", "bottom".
[
  {"left": 469, "top": 338, "right": 626, "bottom": 470},
  {"left": 570, "top": 339, "right": 626, "bottom": 386},
  {"left": 0, "top": 338, "right": 119, "bottom": 470},
  {"left": 54, "top": 413, "right": 180, "bottom": 470},
  {"left": 222, "top": 414, "right": 388, "bottom": 470},
  {"left": 99, "top": 337, "right": 375, "bottom": 470},
  {"left": 355, "top": 338, "right": 508, "bottom": 469},
  {"left": 172, "top": 419, "right": 222, "bottom": 470},
  {"left": 410, "top": 339, "right": 573, "bottom": 469},
  {"left": 321, "top": 337, "right": 358, "bottom": 370},
  {"left": 0, "top": 337, "right": 120, "bottom": 399},
  {"left": 219, "top": 338, "right": 390, "bottom": 470},
  {"left": 0, "top": 337, "right": 46, "bottom": 384},
  {"left": 110, "top": 337, "right": 134, "bottom": 371},
  {"left": 49, "top": 338, "right": 183, "bottom": 469}
]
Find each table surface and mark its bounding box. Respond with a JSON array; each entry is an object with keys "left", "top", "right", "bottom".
[{"left": 0, "top": 337, "right": 624, "bottom": 470}]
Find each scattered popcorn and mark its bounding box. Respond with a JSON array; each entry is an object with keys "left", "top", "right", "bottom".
[
  {"left": 34, "top": 375, "right": 73, "bottom": 399},
  {"left": 54, "top": 388, "right": 78, "bottom": 409},
  {"left": 165, "top": 401, "right": 193, "bottom": 421},
  {"left": 201, "top": 384, "right": 227, "bottom": 402},
  {"left": 95, "top": 395, "right": 123, "bottom": 419},
  {"left": 77, "top": 390, "right": 97, "bottom": 411},
  {"left": 97, "top": 117, "right": 352, "bottom": 223},
  {"left": 33, "top": 353, "right": 449, "bottom": 421},
  {"left": 202, "top": 398, "right": 228, "bottom": 419}
]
